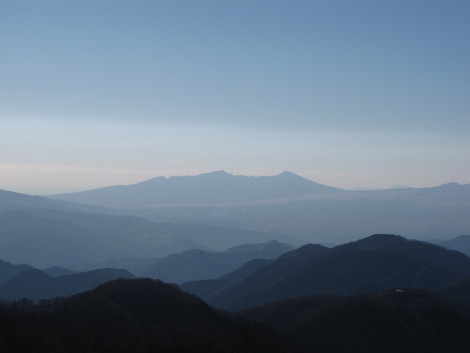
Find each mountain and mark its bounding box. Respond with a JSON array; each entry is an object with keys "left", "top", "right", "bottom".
[
  {"left": 42, "top": 266, "right": 76, "bottom": 277},
  {"left": 435, "top": 234, "right": 470, "bottom": 257},
  {"left": 0, "top": 278, "right": 291, "bottom": 353},
  {"left": 184, "top": 243, "right": 330, "bottom": 308},
  {"left": 44, "top": 174, "right": 470, "bottom": 244},
  {"left": 0, "top": 258, "right": 32, "bottom": 285},
  {"left": 0, "top": 188, "right": 109, "bottom": 214},
  {"left": 69, "top": 257, "right": 157, "bottom": 275},
  {"left": 0, "top": 210, "right": 204, "bottom": 267},
  {"left": 143, "top": 240, "right": 293, "bottom": 283},
  {"left": 241, "top": 289, "right": 470, "bottom": 353},
  {"left": 0, "top": 268, "right": 135, "bottom": 300},
  {"left": 438, "top": 278, "right": 470, "bottom": 308},
  {"left": 49, "top": 170, "right": 343, "bottom": 207},
  {"left": 197, "top": 234, "right": 470, "bottom": 310},
  {"left": 119, "top": 181, "right": 470, "bottom": 243},
  {"left": 0, "top": 207, "right": 300, "bottom": 268},
  {"left": 181, "top": 258, "right": 273, "bottom": 298}
]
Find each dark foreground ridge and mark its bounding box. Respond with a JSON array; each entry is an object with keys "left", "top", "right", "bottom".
[
  {"left": 2, "top": 278, "right": 470, "bottom": 353},
  {"left": 0, "top": 278, "right": 290, "bottom": 353},
  {"left": 241, "top": 289, "right": 470, "bottom": 353}
]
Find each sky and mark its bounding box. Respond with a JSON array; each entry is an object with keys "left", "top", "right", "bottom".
[{"left": 1, "top": 0, "right": 469, "bottom": 194}]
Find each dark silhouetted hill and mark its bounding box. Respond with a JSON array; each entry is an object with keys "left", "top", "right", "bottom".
[
  {"left": 241, "top": 289, "right": 470, "bottom": 353},
  {"left": 50, "top": 170, "right": 342, "bottom": 207},
  {"left": 438, "top": 278, "right": 470, "bottom": 308},
  {"left": 0, "top": 278, "right": 291, "bottom": 353},
  {"left": 201, "top": 235, "right": 470, "bottom": 310},
  {"left": 143, "top": 240, "right": 293, "bottom": 283}
]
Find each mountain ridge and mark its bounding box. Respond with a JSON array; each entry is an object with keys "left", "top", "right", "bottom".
[
  {"left": 0, "top": 278, "right": 291, "bottom": 352},
  {"left": 48, "top": 170, "right": 343, "bottom": 207},
  {"left": 0, "top": 267, "right": 135, "bottom": 300},
  {"left": 186, "top": 234, "right": 470, "bottom": 310},
  {"left": 240, "top": 289, "right": 470, "bottom": 353},
  {"left": 142, "top": 240, "right": 293, "bottom": 283}
]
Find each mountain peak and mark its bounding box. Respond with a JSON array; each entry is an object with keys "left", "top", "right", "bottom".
[
  {"left": 436, "top": 182, "right": 462, "bottom": 190},
  {"left": 49, "top": 170, "right": 341, "bottom": 207},
  {"left": 338, "top": 234, "right": 410, "bottom": 250},
  {"left": 276, "top": 170, "right": 300, "bottom": 178},
  {"left": 199, "top": 170, "right": 233, "bottom": 177}
]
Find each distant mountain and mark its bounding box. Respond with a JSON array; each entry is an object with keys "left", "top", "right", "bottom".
[
  {"left": 121, "top": 181, "right": 470, "bottom": 243},
  {"left": 0, "top": 210, "right": 205, "bottom": 267},
  {"left": 69, "top": 257, "right": 157, "bottom": 275},
  {"left": 199, "top": 235, "right": 470, "bottom": 310},
  {"left": 42, "top": 266, "right": 76, "bottom": 277},
  {"left": 49, "top": 170, "right": 343, "bottom": 207},
  {"left": 0, "top": 207, "right": 301, "bottom": 268},
  {"left": 435, "top": 234, "right": 470, "bottom": 257},
  {"left": 241, "top": 289, "right": 470, "bottom": 353},
  {"left": 0, "top": 278, "right": 291, "bottom": 353},
  {"left": 0, "top": 259, "right": 32, "bottom": 285},
  {"left": 181, "top": 258, "right": 273, "bottom": 298},
  {"left": 0, "top": 188, "right": 110, "bottom": 214},
  {"left": 143, "top": 240, "right": 293, "bottom": 283},
  {"left": 0, "top": 268, "right": 134, "bottom": 300},
  {"left": 185, "top": 243, "right": 330, "bottom": 308}
]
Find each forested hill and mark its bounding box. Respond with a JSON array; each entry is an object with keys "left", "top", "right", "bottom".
[
  {"left": 241, "top": 289, "right": 470, "bottom": 353},
  {"left": 0, "top": 278, "right": 290, "bottom": 353},
  {"left": 186, "top": 234, "right": 470, "bottom": 310}
]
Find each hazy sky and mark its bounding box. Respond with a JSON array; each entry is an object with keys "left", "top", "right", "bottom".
[{"left": 1, "top": 0, "right": 469, "bottom": 194}]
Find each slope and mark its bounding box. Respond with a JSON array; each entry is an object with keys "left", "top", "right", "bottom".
[
  {"left": 0, "top": 268, "right": 135, "bottom": 300},
  {"left": 241, "top": 289, "right": 470, "bottom": 353},
  {"left": 205, "top": 234, "right": 470, "bottom": 310},
  {"left": 0, "top": 278, "right": 291, "bottom": 353},
  {"left": 0, "top": 210, "right": 204, "bottom": 267},
  {"left": 437, "top": 234, "right": 470, "bottom": 257},
  {"left": 143, "top": 240, "right": 292, "bottom": 283},
  {"left": 49, "top": 170, "right": 342, "bottom": 207}
]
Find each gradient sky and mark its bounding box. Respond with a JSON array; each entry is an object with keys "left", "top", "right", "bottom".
[{"left": 1, "top": 0, "right": 469, "bottom": 194}]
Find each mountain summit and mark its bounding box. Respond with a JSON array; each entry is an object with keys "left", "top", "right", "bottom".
[{"left": 49, "top": 171, "right": 342, "bottom": 207}]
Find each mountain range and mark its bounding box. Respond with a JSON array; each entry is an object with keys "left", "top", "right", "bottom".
[
  {"left": 241, "top": 289, "right": 470, "bottom": 353},
  {"left": 183, "top": 234, "right": 470, "bottom": 310},
  {"left": 0, "top": 278, "right": 291, "bottom": 353},
  {"left": 0, "top": 189, "right": 301, "bottom": 267},
  {"left": 0, "top": 256, "right": 136, "bottom": 300},
  {"left": 0, "top": 267, "right": 134, "bottom": 300},
  {"left": 0, "top": 188, "right": 108, "bottom": 214},
  {"left": 2, "top": 228, "right": 470, "bottom": 352},
  {"left": 2, "top": 277, "right": 470, "bottom": 353},
  {"left": 50, "top": 170, "right": 342, "bottom": 206},
  {"left": 0, "top": 209, "right": 203, "bottom": 267},
  {"left": 432, "top": 234, "right": 470, "bottom": 257},
  {"left": 46, "top": 171, "right": 470, "bottom": 243},
  {"left": 141, "top": 240, "right": 293, "bottom": 283},
  {"left": 0, "top": 258, "right": 32, "bottom": 285}
]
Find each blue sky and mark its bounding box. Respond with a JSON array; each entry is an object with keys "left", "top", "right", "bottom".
[{"left": 1, "top": 0, "right": 469, "bottom": 194}]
